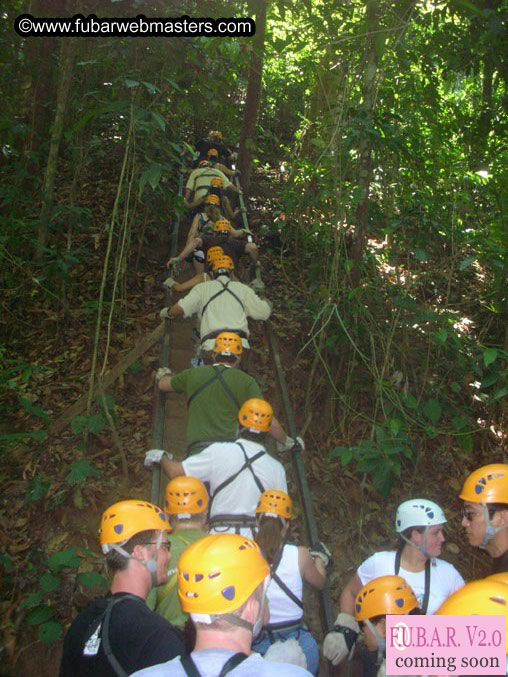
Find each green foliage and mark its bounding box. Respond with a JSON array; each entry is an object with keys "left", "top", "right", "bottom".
[{"left": 65, "top": 459, "right": 101, "bottom": 487}]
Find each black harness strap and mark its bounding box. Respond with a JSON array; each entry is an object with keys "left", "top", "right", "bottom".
[
  {"left": 99, "top": 594, "right": 141, "bottom": 677},
  {"left": 181, "top": 652, "right": 248, "bottom": 676},
  {"left": 208, "top": 443, "right": 266, "bottom": 518},
  {"left": 269, "top": 547, "right": 304, "bottom": 612},
  {"left": 201, "top": 279, "right": 245, "bottom": 319},
  {"left": 394, "top": 549, "right": 431, "bottom": 614},
  {"left": 187, "top": 365, "right": 240, "bottom": 409}
]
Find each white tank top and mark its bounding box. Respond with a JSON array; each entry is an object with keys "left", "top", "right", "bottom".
[{"left": 266, "top": 544, "right": 303, "bottom": 625}]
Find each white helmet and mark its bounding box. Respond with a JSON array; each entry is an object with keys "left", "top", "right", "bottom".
[{"left": 395, "top": 499, "right": 446, "bottom": 533}]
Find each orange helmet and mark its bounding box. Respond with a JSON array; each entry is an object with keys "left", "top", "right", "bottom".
[
  {"left": 212, "top": 255, "right": 234, "bottom": 273},
  {"left": 99, "top": 500, "right": 169, "bottom": 552},
  {"left": 198, "top": 160, "right": 209, "bottom": 168},
  {"left": 213, "top": 332, "right": 243, "bottom": 356},
  {"left": 205, "top": 194, "right": 220, "bottom": 206},
  {"left": 238, "top": 398, "right": 273, "bottom": 432},
  {"left": 210, "top": 177, "right": 224, "bottom": 188},
  {"left": 206, "top": 246, "right": 224, "bottom": 264},
  {"left": 485, "top": 573, "right": 508, "bottom": 586},
  {"left": 459, "top": 464, "right": 508, "bottom": 504},
  {"left": 165, "top": 476, "right": 209, "bottom": 516},
  {"left": 207, "top": 148, "right": 219, "bottom": 159},
  {"left": 213, "top": 218, "right": 232, "bottom": 234},
  {"left": 209, "top": 130, "right": 223, "bottom": 140},
  {"left": 355, "top": 575, "right": 419, "bottom": 621},
  {"left": 178, "top": 534, "right": 269, "bottom": 614},
  {"left": 436, "top": 580, "right": 508, "bottom": 652},
  {"left": 256, "top": 490, "right": 292, "bottom": 520}
]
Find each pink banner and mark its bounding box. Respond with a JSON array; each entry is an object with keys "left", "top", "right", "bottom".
[{"left": 386, "top": 614, "right": 506, "bottom": 675}]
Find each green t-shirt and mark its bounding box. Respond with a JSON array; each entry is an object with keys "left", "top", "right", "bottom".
[
  {"left": 171, "top": 365, "right": 263, "bottom": 447},
  {"left": 146, "top": 527, "right": 207, "bottom": 628}
]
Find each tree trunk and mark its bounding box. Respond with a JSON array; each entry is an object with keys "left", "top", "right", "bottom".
[
  {"left": 350, "top": 0, "right": 380, "bottom": 283},
  {"left": 35, "top": 38, "right": 76, "bottom": 260},
  {"left": 238, "top": 0, "right": 267, "bottom": 198}
]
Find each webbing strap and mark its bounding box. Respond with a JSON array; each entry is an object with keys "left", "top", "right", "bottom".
[
  {"left": 181, "top": 652, "right": 248, "bottom": 677},
  {"left": 394, "top": 548, "right": 431, "bottom": 614},
  {"left": 270, "top": 547, "right": 304, "bottom": 611},
  {"left": 201, "top": 279, "right": 244, "bottom": 319},
  {"left": 100, "top": 594, "right": 141, "bottom": 676},
  {"left": 187, "top": 365, "right": 240, "bottom": 410},
  {"left": 208, "top": 443, "right": 266, "bottom": 517}
]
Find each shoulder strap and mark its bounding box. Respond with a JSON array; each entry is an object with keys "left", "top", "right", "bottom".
[
  {"left": 421, "top": 558, "right": 431, "bottom": 614},
  {"left": 101, "top": 594, "right": 142, "bottom": 677},
  {"left": 394, "top": 548, "right": 401, "bottom": 575},
  {"left": 270, "top": 547, "right": 304, "bottom": 611},
  {"left": 181, "top": 652, "right": 248, "bottom": 677},
  {"left": 208, "top": 443, "right": 266, "bottom": 517},
  {"left": 201, "top": 279, "right": 244, "bottom": 319},
  {"left": 394, "top": 549, "right": 431, "bottom": 614},
  {"left": 214, "top": 367, "right": 241, "bottom": 409},
  {"left": 181, "top": 654, "right": 201, "bottom": 677},
  {"left": 187, "top": 366, "right": 240, "bottom": 409},
  {"left": 219, "top": 653, "right": 249, "bottom": 676}
]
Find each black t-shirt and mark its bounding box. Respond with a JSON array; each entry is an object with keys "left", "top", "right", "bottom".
[
  {"left": 195, "top": 138, "right": 232, "bottom": 165},
  {"left": 491, "top": 549, "right": 508, "bottom": 573},
  {"left": 59, "top": 593, "right": 185, "bottom": 676},
  {"left": 201, "top": 234, "right": 247, "bottom": 269}
]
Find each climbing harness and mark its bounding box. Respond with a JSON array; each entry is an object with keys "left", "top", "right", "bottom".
[
  {"left": 181, "top": 652, "right": 248, "bottom": 677},
  {"left": 394, "top": 547, "right": 431, "bottom": 614},
  {"left": 200, "top": 278, "right": 245, "bottom": 318},
  {"left": 187, "top": 364, "right": 241, "bottom": 409}
]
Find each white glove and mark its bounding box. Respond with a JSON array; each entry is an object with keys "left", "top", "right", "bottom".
[
  {"left": 144, "top": 449, "right": 173, "bottom": 467},
  {"left": 264, "top": 639, "right": 306, "bottom": 668},
  {"left": 163, "top": 277, "right": 177, "bottom": 290},
  {"left": 231, "top": 152, "right": 238, "bottom": 161},
  {"left": 156, "top": 367, "right": 172, "bottom": 383},
  {"left": 309, "top": 541, "right": 332, "bottom": 567},
  {"left": 160, "top": 307, "right": 171, "bottom": 320},
  {"left": 323, "top": 613, "right": 360, "bottom": 665},
  {"left": 276, "top": 436, "right": 305, "bottom": 452}
]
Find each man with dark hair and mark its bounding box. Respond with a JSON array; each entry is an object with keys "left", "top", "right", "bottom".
[
  {"left": 59, "top": 500, "right": 184, "bottom": 676},
  {"left": 143, "top": 332, "right": 295, "bottom": 458},
  {"left": 460, "top": 463, "right": 508, "bottom": 573}
]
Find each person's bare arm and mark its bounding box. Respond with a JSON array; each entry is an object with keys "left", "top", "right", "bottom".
[
  {"left": 174, "top": 273, "right": 206, "bottom": 293},
  {"left": 169, "top": 302, "right": 185, "bottom": 318},
  {"left": 298, "top": 546, "right": 326, "bottom": 590},
  {"left": 185, "top": 215, "right": 200, "bottom": 246},
  {"left": 215, "top": 162, "right": 235, "bottom": 178},
  {"left": 339, "top": 573, "right": 363, "bottom": 615},
  {"left": 167, "top": 238, "right": 203, "bottom": 267},
  {"left": 269, "top": 416, "right": 287, "bottom": 443},
  {"left": 161, "top": 457, "right": 185, "bottom": 479},
  {"left": 158, "top": 376, "right": 175, "bottom": 392}
]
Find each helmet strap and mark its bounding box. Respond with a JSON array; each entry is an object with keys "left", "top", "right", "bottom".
[
  {"left": 401, "top": 527, "right": 433, "bottom": 559},
  {"left": 480, "top": 504, "right": 503, "bottom": 549},
  {"left": 364, "top": 619, "right": 386, "bottom": 665},
  {"left": 110, "top": 532, "right": 162, "bottom": 588}
]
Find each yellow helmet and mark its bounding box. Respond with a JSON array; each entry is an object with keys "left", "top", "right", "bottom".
[
  {"left": 210, "top": 177, "right": 224, "bottom": 188},
  {"left": 198, "top": 160, "right": 209, "bottom": 168},
  {"left": 178, "top": 534, "right": 269, "bottom": 614},
  {"left": 205, "top": 194, "right": 220, "bottom": 206},
  {"left": 207, "top": 148, "right": 219, "bottom": 159},
  {"left": 212, "top": 255, "right": 235, "bottom": 273},
  {"left": 213, "top": 332, "right": 243, "bottom": 356},
  {"left": 459, "top": 464, "right": 508, "bottom": 504},
  {"left": 206, "top": 246, "right": 224, "bottom": 264},
  {"left": 355, "top": 575, "right": 419, "bottom": 621},
  {"left": 99, "top": 500, "right": 169, "bottom": 550},
  {"left": 209, "top": 130, "right": 223, "bottom": 140},
  {"left": 238, "top": 398, "right": 273, "bottom": 432},
  {"left": 213, "top": 218, "right": 232, "bottom": 234},
  {"left": 436, "top": 580, "right": 508, "bottom": 653},
  {"left": 485, "top": 572, "right": 508, "bottom": 586},
  {"left": 256, "top": 490, "right": 292, "bottom": 520},
  {"left": 165, "top": 476, "right": 209, "bottom": 516}
]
